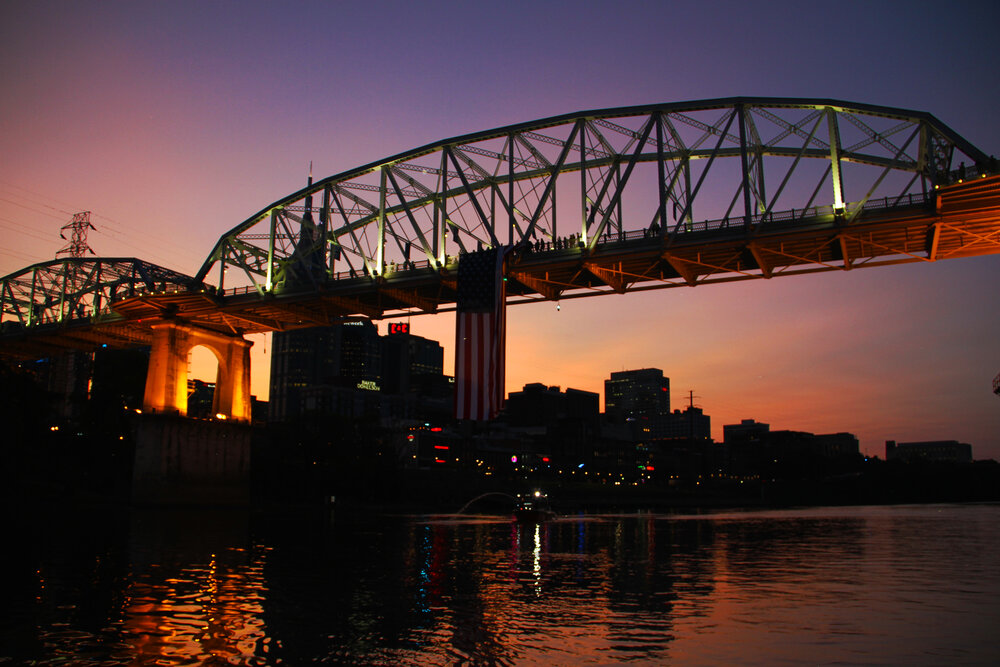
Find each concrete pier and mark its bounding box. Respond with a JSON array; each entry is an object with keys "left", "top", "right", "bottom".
[{"left": 132, "top": 414, "right": 251, "bottom": 506}]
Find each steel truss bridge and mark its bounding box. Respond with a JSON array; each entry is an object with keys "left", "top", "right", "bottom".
[{"left": 2, "top": 97, "right": 1000, "bottom": 359}]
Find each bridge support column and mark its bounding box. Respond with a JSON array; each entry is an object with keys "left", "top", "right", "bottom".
[
  {"left": 142, "top": 321, "right": 253, "bottom": 421},
  {"left": 212, "top": 335, "right": 252, "bottom": 421}
]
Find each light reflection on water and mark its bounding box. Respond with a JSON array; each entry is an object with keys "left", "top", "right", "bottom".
[{"left": 5, "top": 503, "right": 1000, "bottom": 665}]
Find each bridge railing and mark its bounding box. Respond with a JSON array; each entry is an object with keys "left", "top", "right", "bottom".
[
  {"left": 219, "top": 192, "right": 936, "bottom": 298},
  {"left": 692, "top": 191, "right": 931, "bottom": 234}
]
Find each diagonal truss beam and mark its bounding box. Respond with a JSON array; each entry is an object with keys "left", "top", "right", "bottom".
[
  {"left": 508, "top": 270, "right": 563, "bottom": 300},
  {"left": 582, "top": 261, "right": 628, "bottom": 293},
  {"left": 380, "top": 286, "right": 438, "bottom": 313}
]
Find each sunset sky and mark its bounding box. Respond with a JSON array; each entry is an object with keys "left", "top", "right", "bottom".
[{"left": 1, "top": 1, "right": 998, "bottom": 459}]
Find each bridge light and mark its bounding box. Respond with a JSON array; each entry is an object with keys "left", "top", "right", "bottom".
[{"left": 215, "top": 413, "right": 227, "bottom": 420}]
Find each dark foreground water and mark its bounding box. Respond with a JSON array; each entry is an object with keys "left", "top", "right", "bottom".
[{"left": 3, "top": 502, "right": 999, "bottom": 666}]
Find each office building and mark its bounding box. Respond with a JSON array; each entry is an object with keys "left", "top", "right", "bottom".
[
  {"left": 723, "top": 419, "right": 860, "bottom": 478},
  {"left": 268, "top": 319, "right": 453, "bottom": 423},
  {"left": 885, "top": 440, "right": 973, "bottom": 463},
  {"left": 268, "top": 320, "right": 381, "bottom": 422},
  {"left": 661, "top": 405, "right": 712, "bottom": 441},
  {"left": 505, "top": 383, "right": 602, "bottom": 466},
  {"left": 381, "top": 324, "right": 445, "bottom": 395},
  {"left": 604, "top": 368, "right": 669, "bottom": 425},
  {"left": 723, "top": 419, "right": 770, "bottom": 445}
]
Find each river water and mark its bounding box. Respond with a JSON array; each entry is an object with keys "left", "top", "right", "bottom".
[{"left": 4, "top": 502, "right": 999, "bottom": 665}]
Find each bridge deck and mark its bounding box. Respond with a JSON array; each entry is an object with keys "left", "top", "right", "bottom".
[{"left": 2, "top": 176, "right": 999, "bottom": 359}]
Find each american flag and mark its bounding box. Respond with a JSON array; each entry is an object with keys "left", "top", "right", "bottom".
[{"left": 455, "top": 247, "right": 507, "bottom": 421}]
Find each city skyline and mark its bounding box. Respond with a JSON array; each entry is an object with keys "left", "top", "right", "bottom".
[
  {"left": 261, "top": 319, "right": 915, "bottom": 460},
  {"left": 1, "top": 1, "right": 998, "bottom": 459}
]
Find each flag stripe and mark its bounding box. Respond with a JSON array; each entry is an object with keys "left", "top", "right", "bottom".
[
  {"left": 456, "top": 311, "right": 500, "bottom": 420},
  {"left": 455, "top": 248, "right": 507, "bottom": 420}
]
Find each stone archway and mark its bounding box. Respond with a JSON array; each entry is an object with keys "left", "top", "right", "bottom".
[{"left": 142, "top": 321, "right": 253, "bottom": 421}]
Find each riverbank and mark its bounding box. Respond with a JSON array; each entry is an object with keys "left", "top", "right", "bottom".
[{"left": 5, "top": 428, "right": 999, "bottom": 516}]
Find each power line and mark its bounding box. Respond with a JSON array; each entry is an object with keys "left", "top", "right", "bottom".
[
  {"left": 0, "top": 196, "right": 69, "bottom": 221},
  {"left": 0, "top": 215, "right": 190, "bottom": 271},
  {"left": 0, "top": 246, "right": 45, "bottom": 264},
  {"left": 0, "top": 180, "right": 78, "bottom": 216},
  {"left": 0, "top": 199, "right": 196, "bottom": 270},
  {"left": 0, "top": 180, "right": 195, "bottom": 260},
  {"left": 0, "top": 180, "right": 218, "bottom": 275},
  {"left": 90, "top": 224, "right": 195, "bottom": 263},
  {"left": 90, "top": 227, "right": 196, "bottom": 268},
  {"left": 0, "top": 217, "right": 59, "bottom": 245}
]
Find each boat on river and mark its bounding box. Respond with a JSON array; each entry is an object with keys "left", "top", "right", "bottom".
[{"left": 514, "top": 490, "right": 555, "bottom": 522}]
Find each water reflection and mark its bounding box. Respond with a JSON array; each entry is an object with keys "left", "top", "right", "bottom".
[
  {"left": 5, "top": 504, "right": 1000, "bottom": 665},
  {"left": 368, "top": 514, "right": 726, "bottom": 664},
  {"left": 4, "top": 508, "right": 269, "bottom": 666},
  {"left": 123, "top": 510, "right": 269, "bottom": 665}
]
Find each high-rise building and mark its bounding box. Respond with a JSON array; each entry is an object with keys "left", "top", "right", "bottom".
[
  {"left": 723, "top": 419, "right": 770, "bottom": 445},
  {"left": 505, "top": 383, "right": 601, "bottom": 466},
  {"left": 661, "top": 405, "right": 712, "bottom": 441},
  {"left": 380, "top": 324, "right": 451, "bottom": 422},
  {"left": 604, "top": 368, "right": 670, "bottom": 425},
  {"left": 381, "top": 324, "right": 445, "bottom": 395},
  {"left": 268, "top": 319, "right": 454, "bottom": 423},
  {"left": 268, "top": 320, "right": 381, "bottom": 422},
  {"left": 506, "top": 383, "right": 599, "bottom": 430}
]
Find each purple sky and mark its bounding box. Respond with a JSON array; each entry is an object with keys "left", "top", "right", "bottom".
[{"left": 1, "top": 0, "right": 998, "bottom": 459}]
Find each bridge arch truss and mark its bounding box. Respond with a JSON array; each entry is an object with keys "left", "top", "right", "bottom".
[
  {"left": 197, "top": 97, "right": 994, "bottom": 304},
  {"left": 0, "top": 258, "right": 195, "bottom": 351}
]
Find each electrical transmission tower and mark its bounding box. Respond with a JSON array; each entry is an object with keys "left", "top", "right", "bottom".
[{"left": 57, "top": 211, "right": 96, "bottom": 258}]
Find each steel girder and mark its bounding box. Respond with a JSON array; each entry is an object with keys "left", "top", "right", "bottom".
[
  {"left": 0, "top": 258, "right": 195, "bottom": 332},
  {"left": 194, "top": 98, "right": 994, "bottom": 296}
]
